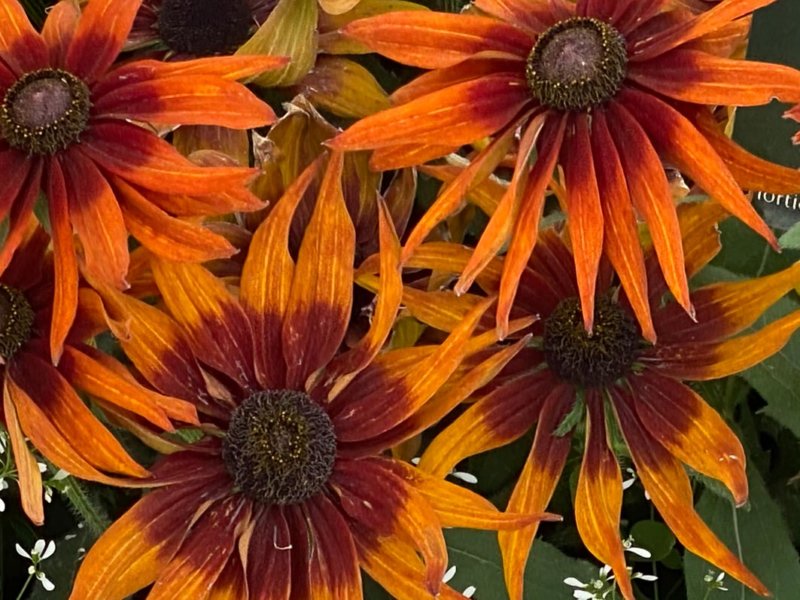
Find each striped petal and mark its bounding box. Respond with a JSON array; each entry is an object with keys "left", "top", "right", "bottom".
[
  {"left": 41, "top": 0, "right": 79, "bottom": 65},
  {"left": 244, "top": 507, "right": 292, "bottom": 600},
  {"left": 0, "top": 0, "right": 48, "bottom": 74}
]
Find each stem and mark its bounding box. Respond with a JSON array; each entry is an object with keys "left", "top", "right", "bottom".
[
  {"left": 731, "top": 502, "right": 745, "bottom": 600},
  {"left": 702, "top": 587, "right": 712, "bottom": 600},
  {"left": 15, "top": 572, "right": 33, "bottom": 600},
  {"left": 62, "top": 477, "right": 110, "bottom": 537}
]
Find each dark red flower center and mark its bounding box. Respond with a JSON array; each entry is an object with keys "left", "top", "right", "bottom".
[
  {"left": 0, "top": 68, "right": 91, "bottom": 156},
  {"left": 222, "top": 389, "right": 337, "bottom": 505},
  {"left": 526, "top": 17, "right": 627, "bottom": 111},
  {"left": 0, "top": 284, "right": 35, "bottom": 360},
  {"left": 543, "top": 296, "right": 639, "bottom": 388},
  {"left": 158, "top": 0, "right": 253, "bottom": 56}
]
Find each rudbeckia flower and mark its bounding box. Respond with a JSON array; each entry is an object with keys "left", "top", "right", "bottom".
[
  {"left": 70, "top": 153, "right": 553, "bottom": 599},
  {"left": 0, "top": 0, "right": 284, "bottom": 361},
  {"left": 1, "top": 224, "right": 197, "bottom": 525},
  {"left": 331, "top": 0, "right": 800, "bottom": 341},
  {"left": 393, "top": 202, "right": 800, "bottom": 600}
]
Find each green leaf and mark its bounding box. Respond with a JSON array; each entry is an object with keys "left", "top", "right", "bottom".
[
  {"left": 630, "top": 520, "right": 676, "bottom": 562},
  {"left": 443, "top": 529, "right": 597, "bottom": 600},
  {"left": 684, "top": 468, "right": 800, "bottom": 599},
  {"left": 778, "top": 220, "right": 800, "bottom": 249}
]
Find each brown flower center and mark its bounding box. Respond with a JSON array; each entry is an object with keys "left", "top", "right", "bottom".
[
  {"left": 526, "top": 17, "right": 627, "bottom": 111},
  {"left": 543, "top": 296, "right": 639, "bottom": 388},
  {"left": 158, "top": 0, "right": 253, "bottom": 56},
  {"left": 222, "top": 390, "right": 337, "bottom": 505},
  {"left": 0, "top": 284, "right": 35, "bottom": 360},
  {"left": 0, "top": 69, "right": 91, "bottom": 155}
]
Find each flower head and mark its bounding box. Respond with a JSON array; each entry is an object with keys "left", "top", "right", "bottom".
[
  {"left": 0, "top": 0, "right": 285, "bottom": 361},
  {"left": 70, "top": 153, "right": 553, "bottom": 599},
  {"left": 331, "top": 0, "right": 800, "bottom": 341},
  {"left": 405, "top": 202, "right": 800, "bottom": 599}
]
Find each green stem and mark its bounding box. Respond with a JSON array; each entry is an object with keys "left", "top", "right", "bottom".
[
  {"left": 62, "top": 477, "right": 110, "bottom": 537},
  {"left": 15, "top": 572, "right": 33, "bottom": 600},
  {"left": 731, "top": 502, "right": 745, "bottom": 600}
]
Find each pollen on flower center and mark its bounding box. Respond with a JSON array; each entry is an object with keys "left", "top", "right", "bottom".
[
  {"left": 0, "top": 69, "right": 91, "bottom": 155},
  {"left": 222, "top": 389, "right": 337, "bottom": 505},
  {"left": 526, "top": 17, "right": 627, "bottom": 112},
  {"left": 0, "top": 284, "right": 35, "bottom": 360},
  {"left": 543, "top": 296, "right": 639, "bottom": 388},
  {"left": 158, "top": 0, "right": 253, "bottom": 56}
]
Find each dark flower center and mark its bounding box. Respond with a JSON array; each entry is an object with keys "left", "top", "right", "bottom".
[
  {"left": 0, "top": 69, "right": 91, "bottom": 155},
  {"left": 0, "top": 284, "right": 35, "bottom": 360},
  {"left": 526, "top": 17, "right": 627, "bottom": 111},
  {"left": 222, "top": 389, "right": 337, "bottom": 505},
  {"left": 543, "top": 296, "right": 639, "bottom": 388},
  {"left": 158, "top": 0, "right": 253, "bottom": 56}
]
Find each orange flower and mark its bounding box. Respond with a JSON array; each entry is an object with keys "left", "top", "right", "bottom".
[
  {"left": 786, "top": 104, "right": 800, "bottom": 144},
  {"left": 0, "top": 0, "right": 285, "bottom": 362},
  {"left": 0, "top": 224, "right": 197, "bottom": 525},
  {"left": 399, "top": 202, "right": 800, "bottom": 600},
  {"left": 331, "top": 0, "right": 800, "bottom": 342},
  {"left": 70, "top": 153, "right": 553, "bottom": 600}
]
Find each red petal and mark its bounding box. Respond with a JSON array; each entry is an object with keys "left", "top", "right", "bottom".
[{"left": 0, "top": 0, "right": 48, "bottom": 74}]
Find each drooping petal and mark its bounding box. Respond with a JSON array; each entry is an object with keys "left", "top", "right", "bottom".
[
  {"left": 329, "top": 75, "right": 530, "bottom": 151},
  {"left": 2, "top": 378, "right": 44, "bottom": 525},
  {"left": 419, "top": 370, "right": 555, "bottom": 477},
  {"left": 575, "top": 392, "right": 632, "bottom": 600},
  {"left": 65, "top": 0, "right": 141, "bottom": 82},
  {"left": 629, "top": 49, "right": 800, "bottom": 106},
  {"left": 591, "top": 110, "right": 654, "bottom": 341},
  {"left": 631, "top": 371, "right": 748, "bottom": 505},
  {"left": 298, "top": 56, "right": 391, "bottom": 119},
  {"left": 619, "top": 88, "right": 777, "bottom": 249},
  {"left": 282, "top": 152, "right": 355, "bottom": 389},
  {"left": 152, "top": 258, "right": 256, "bottom": 390},
  {"left": 612, "top": 390, "right": 769, "bottom": 596},
  {"left": 148, "top": 498, "right": 250, "bottom": 600},
  {"left": 241, "top": 159, "right": 322, "bottom": 389},
  {"left": 341, "top": 11, "right": 532, "bottom": 69},
  {"left": 606, "top": 100, "right": 691, "bottom": 317},
  {"left": 45, "top": 158, "right": 78, "bottom": 364},
  {"left": 62, "top": 148, "right": 129, "bottom": 289},
  {"left": 499, "top": 384, "right": 575, "bottom": 600}
]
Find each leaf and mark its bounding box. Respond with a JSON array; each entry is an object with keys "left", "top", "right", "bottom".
[
  {"left": 630, "top": 520, "right": 676, "bottom": 562},
  {"left": 778, "top": 220, "right": 800, "bottom": 249},
  {"left": 443, "top": 529, "right": 597, "bottom": 600},
  {"left": 684, "top": 468, "right": 800, "bottom": 599}
]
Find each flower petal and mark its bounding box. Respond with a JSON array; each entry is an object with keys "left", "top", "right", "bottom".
[
  {"left": 612, "top": 389, "right": 769, "bottom": 596},
  {"left": 632, "top": 372, "right": 748, "bottom": 505},
  {"left": 341, "top": 11, "right": 531, "bottom": 69},
  {"left": 0, "top": 0, "right": 48, "bottom": 74},
  {"left": 298, "top": 56, "right": 390, "bottom": 119},
  {"left": 282, "top": 151, "right": 355, "bottom": 389},
  {"left": 243, "top": 507, "right": 292, "bottom": 600},
  {"left": 41, "top": 0, "right": 79, "bottom": 65}
]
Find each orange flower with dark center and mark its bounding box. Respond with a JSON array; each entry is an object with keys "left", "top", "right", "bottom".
[
  {"left": 0, "top": 0, "right": 285, "bottom": 363},
  {"left": 331, "top": 0, "right": 800, "bottom": 342},
  {"left": 391, "top": 203, "right": 800, "bottom": 600},
  {"left": 70, "top": 153, "right": 554, "bottom": 600},
  {"left": 0, "top": 223, "right": 197, "bottom": 526}
]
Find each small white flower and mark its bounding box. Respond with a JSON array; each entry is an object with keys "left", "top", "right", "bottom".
[
  {"left": 37, "top": 462, "right": 47, "bottom": 474},
  {"left": 0, "top": 497, "right": 5, "bottom": 512},
  {"left": 622, "top": 468, "right": 637, "bottom": 490},
  {"left": 16, "top": 543, "right": 32, "bottom": 560},
  {"left": 443, "top": 566, "right": 457, "bottom": 584},
  {"left": 462, "top": 585, "right": 477, "bottom": 598},
  {"left": 704, "top": 570, "right": 729, "bottom": 592},
  {"left": 17, "top": 540, "right": 56, "bottom": 592},
  {"left": 623, "top": 536, "right": 652, "bottom": 559},
  {"left": 451, "top": 470, "right": 479, "bottom": 485},
  {"left": 36, "top": 571, "right": 55, "bottom": 592}
]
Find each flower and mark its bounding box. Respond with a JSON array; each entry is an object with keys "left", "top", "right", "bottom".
[
  {"left": 331, "top": 0, "right": 800, "bottom": 341},
  {"left": 565, "top": 561, "right": 657, "bottom": 600},
  {"left": 785, "top": 104, "right": 800, "bottom": 144},
  {"left": 70, "top": 152, "right": 554, "bottom": 599},
  {"left": 15, "top": 539, "right": 57, "bottom": 592},
  {"left": 0, "top": 0, "right": 284, "bottom": 360},
  {"left": 402, "top": 202, "right": 800, "bottom": 599},
  {"left": 0, "top": 223, "right": 197, "bottom": 525}
]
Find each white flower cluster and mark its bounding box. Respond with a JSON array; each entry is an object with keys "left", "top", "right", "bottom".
[
  {"left": 564, "top": 538, "right": 657, "bottom": 599},
  {"left": 16, "top": 539, "right": 57, "bottom": 592}
]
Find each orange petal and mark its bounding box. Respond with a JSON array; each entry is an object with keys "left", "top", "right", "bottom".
[
  {"left": 319, "top": 0, "right": 360, "bottom": 15},
  {"left": 0, "top": 160, "right": 43, "bottom": 275},
  {"left": 619, "top": 88, "right": 777, "bottom": 250},
  {"left": 473, "top": 0, "right": 554, "bottom": 33},
  {"left": 41, "top": 0, "right": 79, "bottom": 65},
  {"left": 561, "top": 113, "right": 604, "bottom": 333},
  {"left": 575, "top": 392, "right": 632, "bottom": 600},
  {"left": 330, "top": 74, "right": 530, "bottom": 151},
  {"left": 241, "top": 159, "right": 322, "bottom": 389},
  {"left": 369, "top": 142, "right": 456, "bottom": 171},
  {"left": 149, "top": 498, "right": 250, "bottom": 600},
  {"left": 65, "top": 0, "right": 141, "bottom": 82},
  {"left": 632, "top": 371, "right": 748, "bottom": 505},
  {"left": 341, "top": 11, "right": 531, "bottom": 69},
  {"left": 499, "top": 384, "right": 574, "bottom": 600},
  {"left": 612, "top": 390, "right": 769, "bottom": 596},
  {"left": 630, "top": 49, "right": 800, "bottom": 106},
  {"left": 206, "top": 554, "right": 247, "bottom": 600},
  {"left": 591, "top": 110, "right": 654, "bottom": 341},
  {"left": 81, "top": 121, "right": 258, "bottom": 195},
  {"left": 419, "top": 369, "right": 554, "bottom": 477},
  {"left": 282, "top": 151, "right": 355, "bottom": 388},
  {"left": 114, "top": 177, "right": 236, "bottom": 263},
  {"left": 0, "top": 0, "right": 48, "bottom": 74},
  {"left": 152, "top": 258, "right": 256, "bottom": 389},
  {"left": 2, "top": 378, "right": 44, "bottom": 525},
  {"left": 94, "top": 75, "right": 277, "bottom": 128},
  {"left": 45, "top": 158, "right": 79, "bottom": 364},
  {"left": 62, "top": 148, "right": 129, "bottom": 289},
  {"left": 496, "top": 113, "right": 567, "bottom": 336}
]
